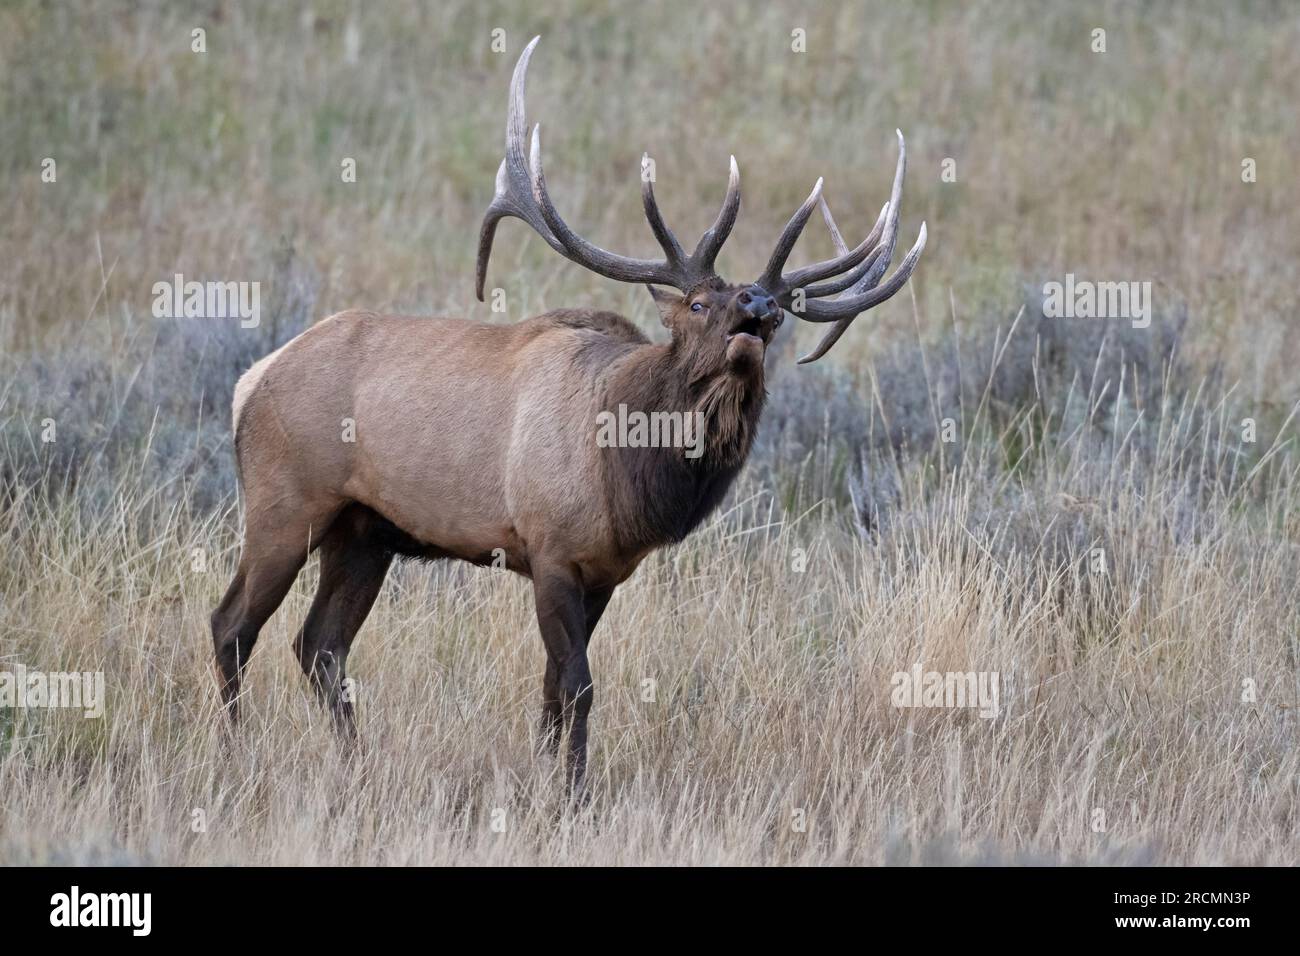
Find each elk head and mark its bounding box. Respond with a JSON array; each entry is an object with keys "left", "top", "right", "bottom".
[{"left": 476, "top": 37, "right": 927, "bottom": 368}]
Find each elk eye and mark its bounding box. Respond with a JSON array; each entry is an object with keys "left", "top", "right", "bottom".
[{"left": 690, "top": 302, "right": 705, "bottom": 313}]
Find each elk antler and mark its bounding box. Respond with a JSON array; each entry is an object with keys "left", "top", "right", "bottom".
[
  {"left": 761, "top": 130, "right": 927, "bottom": 363},
  {"left": 476, "top": 37, "right": 742, "bottom": 299}
]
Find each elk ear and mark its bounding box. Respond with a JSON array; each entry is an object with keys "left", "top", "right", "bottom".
[{"left": 646, "top": 285, "right": 683, "bottom": 328}]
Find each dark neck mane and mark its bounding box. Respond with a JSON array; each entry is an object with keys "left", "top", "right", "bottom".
[{"left": 598, "top": 341, "right": 766, "bottom": 552}]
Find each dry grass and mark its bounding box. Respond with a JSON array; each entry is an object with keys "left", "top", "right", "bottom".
[
  {"left": 2, "top": 1, "right": 1299, "bottom": 865},
  {"left": 3, "top": 414, "right": 1297, "bottom": 865}
]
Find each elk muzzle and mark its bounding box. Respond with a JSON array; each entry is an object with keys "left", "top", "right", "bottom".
[{"left": 726, "top": 285, "right": 780, "bottom": 369}]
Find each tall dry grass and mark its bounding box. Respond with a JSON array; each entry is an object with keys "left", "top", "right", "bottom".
[
  {"left": 3, "top": 371, "right": 1297, "bottom": 864},
  {"left": 1, "top": 1, "right": 1298, "bottom": 864}
]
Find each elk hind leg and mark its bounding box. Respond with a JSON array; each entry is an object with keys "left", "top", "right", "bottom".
[
  {"left": 212, "top": 516, "right": 325, "bottom": 725},
  {"left": 294, "top": 507, "right": 393, "bottom": 737}
]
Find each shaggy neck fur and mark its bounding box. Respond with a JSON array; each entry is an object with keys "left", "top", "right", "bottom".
[{"left": 599, "top": 339, "right": 767, "bottom": 552}]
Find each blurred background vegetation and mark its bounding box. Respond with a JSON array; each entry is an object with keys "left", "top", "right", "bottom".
[{"left": 1, "top": 0, "right": 1297, "bottom": 516}]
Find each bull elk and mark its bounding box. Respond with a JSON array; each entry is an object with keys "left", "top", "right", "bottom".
[{"left": 212, "top": 37, "right": 925, "bottom": 787}]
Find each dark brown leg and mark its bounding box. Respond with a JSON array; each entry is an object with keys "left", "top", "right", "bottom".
[
  {"left": 583, "top": 586, "right": 615, "bottom": 642},
  {"left": 539, "top": 654, "right": 563, "bottom": 758},
  {"left": 212, "top": 499, "right": 341, "bottom": 726},
  {"left": 293, "top": 509, "right": 392, "bottom": 737},
  {"left": 212, "top": 543, "right": 311, "bottom": 725},
  {"left": 532, "top": 565, "right": 597, "bottom": 790},
  {"left": 538, "top": 583, "right": 614, "bottom": 760}
]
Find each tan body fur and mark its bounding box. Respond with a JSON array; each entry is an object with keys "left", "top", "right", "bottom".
[{"left": 234, "top": 308, "right": 659, "bottom": 590}]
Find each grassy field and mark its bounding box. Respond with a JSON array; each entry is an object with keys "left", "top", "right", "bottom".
[{"left": 1, "top": 0, "right": 1297, "bottom": 864}]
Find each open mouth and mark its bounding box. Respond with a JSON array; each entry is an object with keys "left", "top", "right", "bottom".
[{"left": 726, "top": 317, "right": 765, "bottom": 342}]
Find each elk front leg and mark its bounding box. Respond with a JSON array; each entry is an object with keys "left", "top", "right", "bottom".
[
  {"left": 532, "top": 566, "right": 595, "bottom": 790},
  {"left": 538, "top": 584, "right": 614, "bottom": 759},
  {"left": 539, "top": 654, "right": 562, "bottom": 758}
]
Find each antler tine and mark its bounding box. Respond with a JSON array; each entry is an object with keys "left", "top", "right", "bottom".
[
  {"left": 802, "top": 219, "right": 926, "bottom": 325},
  {"left": 768, "top": 132, "right": 904, "bottom": 309},
  {"left": 476, "top": 37, "right": 566, "bottom": 300},
  {"left": 641, "top": 153, "right": 687, "bottom": 266},
  {"left": 797, "top": 134, "right": 904, "bottom": 309},
  {"left": 795, "top": 221, "right": 926, "bottom": 363},
  {"left": 788, "top": 131, "right": 927, "bottom": 364},
  {"left": 783, "top": 199, "right": 891, "bottom": 298},
  {"left": 529, "top": 126, "right": 684, "bottom": 286},
  {"left": 822, "top": 193, "right": 850, "bottom": 253},
  {"left": 757, "top": 178, "right": 823, "bottom": 290},
  {"left": 852, "top": 128, "right": 908, "bottom": 295},
  {"left": 690, "top": 155, "right": 741, "bottom": 273}
]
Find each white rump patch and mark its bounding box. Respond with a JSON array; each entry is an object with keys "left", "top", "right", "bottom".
[
  {"left": 230, "top": 312, "right": 358, "bottom": 435},
  {"left": 232, "top": 343, "right": 288, "bottom": 433}
]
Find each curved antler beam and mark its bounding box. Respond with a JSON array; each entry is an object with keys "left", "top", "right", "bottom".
[{"left": 476, "top": 37, "right": 745, "bottom": 297}]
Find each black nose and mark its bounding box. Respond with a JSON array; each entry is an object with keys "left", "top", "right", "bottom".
[{"left": 737, "top": 286, "right": 777, "bottom": 318}]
